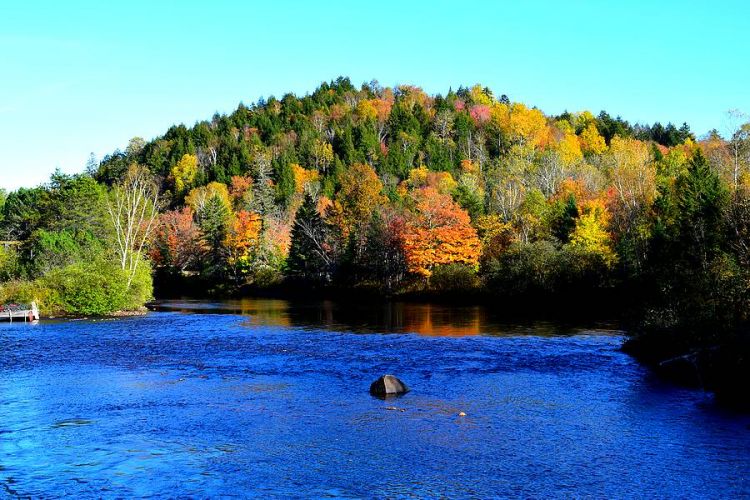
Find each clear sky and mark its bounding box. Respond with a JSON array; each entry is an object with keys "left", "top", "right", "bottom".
[{"left": 1, "top": 0, "right": 749, "bottom": 191}]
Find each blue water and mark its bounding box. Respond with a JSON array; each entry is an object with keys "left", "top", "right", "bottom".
[{"left": 1, "top": 300, "right": 749, "bottom": 498}]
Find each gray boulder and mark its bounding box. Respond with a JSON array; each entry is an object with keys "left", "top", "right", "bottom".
[{"left": 370, "top": 375, "right": 409, "bottom": 396}]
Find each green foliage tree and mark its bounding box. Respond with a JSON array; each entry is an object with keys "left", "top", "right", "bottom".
[
  {"left": 643, "top": 150, "right": 736, "bottom": 343},
  {"left": 288, "top": 194, "right": 332, "bottom": 283},
  {"left": 197, "top": 194, "right": 230, "bottom": 275}
]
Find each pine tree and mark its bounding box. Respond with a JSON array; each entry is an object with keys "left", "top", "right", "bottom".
[{"left": 288, "top": 194, "right": 332, "bottom": 283}]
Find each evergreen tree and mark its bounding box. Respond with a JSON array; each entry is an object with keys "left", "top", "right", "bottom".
[
  {"left": 288, "top": 194, "right": 332, "bottom": 283},
  {"left": 197, "top": 194, "right": 230, "bottom": 274}
]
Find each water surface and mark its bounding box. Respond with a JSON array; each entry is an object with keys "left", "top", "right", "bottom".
[{"left": 1, "top": 299, "right": 748, "bottom": 497}]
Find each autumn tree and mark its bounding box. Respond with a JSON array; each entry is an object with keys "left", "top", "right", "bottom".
[
  {"left": 579, "top": 123, "right": 608, "bottom": 156},
  {"left": 224, "top": 210, "right": 263, "bottom": 282},
  {"left": 566, "top": 198, "right": 617, "bottom": 268},
  {"left": 311, "top": 139, "right": 334, "bottom": 173},
  {"left": 229, "top": 175, "right": 253, "bottom": 211},
  {"left": 603, "top": 136, "right": 657, "bottom": 270},
  {"left": 486, "top": 148, "right": 530, "bottom": 224},
  {"left": 185, "top": 182, "right": 231, "bottom": 214},
  {"left": 491, "top": 102, "right": 547, "bottom": 149},
  {"left": 334, "top": 163, "right": 386, "bottom": 242},
  {"left": 170, "top": 154, "right": 199, "bottom": 198},
  {"left": 150, "top": 207, "right": 203, "bottom": 273},
  {"left": 399, "top": 187, "right": 481, "bottom": 278}
]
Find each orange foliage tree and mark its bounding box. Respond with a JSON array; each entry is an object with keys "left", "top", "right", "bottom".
[
  {"left": 399, "top": 187, "right": 481, "bottom": 278},
  {"left": 150, "top": 207, "right": 203, "bottom": 273},
  {"left": 223, "top": 210, "right": 263, "bottom": 281},
  {"left": 229, "top": 175, "right": 253, "bottom": 210}
]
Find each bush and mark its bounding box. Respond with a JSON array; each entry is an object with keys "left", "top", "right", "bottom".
[
  {"left": 483, "top": 240, "right": 560, "bottom": 296},
  {"left": 429, "top": 264, "right": 480, "bottom": 292},
  {"left": 0, "top": 279, "right": 48, "bottom": 308},
  {"left": 483, "top": 240, "right": 616, "bottom": 297},
  {"left": 42, "top": 260, "right": 127, "bottom": 315},
  {"left": 124, "top": 259, "right": 154, "bottom": 310},
  {"left": 251, "top": 266, "right": 285, "bottom": 288},
  {"left": 41, "top": 259, "right": 153, "bottom": 316},
  {"left": 0, "top": 246, "right": 20, "bottom": 281}
]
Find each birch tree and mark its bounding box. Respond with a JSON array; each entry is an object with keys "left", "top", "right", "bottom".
[
  {"left": 107, "top": 164, "right": 160, "bottom": 288},
  {"left": 725, "top": 109, "right": 750, "bottom": 190}
]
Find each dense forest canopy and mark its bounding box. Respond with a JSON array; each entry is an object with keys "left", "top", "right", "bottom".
[{"left": 2, "top": 77, "right": 750, "bottom": 344}]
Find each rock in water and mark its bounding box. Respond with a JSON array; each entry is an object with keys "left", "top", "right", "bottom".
[{"left": 370, "top": 375, "right": 409, "bottom": 396}]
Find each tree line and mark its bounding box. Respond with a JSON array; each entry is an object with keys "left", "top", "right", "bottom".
[{"left": 1, "top": 77, "right": 750, "bottom": 348}]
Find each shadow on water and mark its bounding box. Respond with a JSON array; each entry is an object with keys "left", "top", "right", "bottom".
[{"left": 149, "top": 298, "right": 622, "bottom": 337}]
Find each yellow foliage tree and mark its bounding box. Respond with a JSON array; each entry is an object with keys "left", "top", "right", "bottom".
[
  {"left": 605, "top": 136, "right": 656, "bottom": 216},
  {"left": 184, "top": 182, "right": 231, "bottom": 214},
  {"left": 356, "top": 99, "right": 377, "bottom": 122},
  {"left": 312, "top": 140, "right": 334, "bottom": 172},
  {"left": 491, "top": 102, "right": 548, "bottom": 147},
  {"left": 468, "top": 84, "right": 493, "bottom": 106},
  {"left": 335, "top": 163, "right": 386, "bottom": 239},
  {"left": 171, "top": 154, "right": 198, "bottom": 196},
  {"left": 579, "top": 123, "right": 608, "bottom": 156},
  {"left": 567, "top": 199, "right": 617, "bottom": 267},
  {"left": 404, "top": 166, "right": 457, "bottom": 195},
  {"left": 292, "top": 164, "right": 319, "bottom": 194},
  {"left": 224, "top": 210, "right": 263, "bottom": 277},
  {"left": 556, "top": 130, "right": 583, "bottom": 165}
]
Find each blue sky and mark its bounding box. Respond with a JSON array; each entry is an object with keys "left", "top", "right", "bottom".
[{"left": 1, "top": 1, "right": 749, "bottom": 190}]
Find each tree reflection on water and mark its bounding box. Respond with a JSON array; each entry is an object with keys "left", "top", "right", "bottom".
[{"left": 151, "top": 298, "right": 620, "bottom": 337}]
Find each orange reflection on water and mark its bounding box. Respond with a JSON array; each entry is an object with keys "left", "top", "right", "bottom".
[
  {"left": 236, "top": 299, "right": 486, "bottom": 336},
  {"left": 391, "top": 303, "right": 483, "bottom": 336},
  {"left": 153, "top": 298, "right": 600, "bottom": 337}
]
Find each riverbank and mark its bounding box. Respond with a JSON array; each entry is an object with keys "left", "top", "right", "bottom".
[
  {"left": 623, "top": 331, "right": 750, "bottom": 410},
  {"left": 42, "top": 307, "right": 149, "bottom": 320},
  {"left": 154, "top": 273, "right": 633, "bottom": 321}
]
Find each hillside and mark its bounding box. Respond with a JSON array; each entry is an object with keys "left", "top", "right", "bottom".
[{"left": 90, "top": 77, "right": 712, "bottom": 298}]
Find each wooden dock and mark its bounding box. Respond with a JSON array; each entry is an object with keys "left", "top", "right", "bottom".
[{"left": 0, "top": 302, "right": 39, "bottom": 322}]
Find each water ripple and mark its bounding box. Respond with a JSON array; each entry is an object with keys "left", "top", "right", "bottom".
[{"left": 0, "top": 307, "right": 748, "bottom": 497}]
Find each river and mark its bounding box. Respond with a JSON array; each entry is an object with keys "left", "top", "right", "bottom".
[{"left": 1, "top": 299, "right": 749, "bottom": 497}]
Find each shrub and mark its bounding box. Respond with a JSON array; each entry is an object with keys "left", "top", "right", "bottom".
[
  {"left": 0, "top": 279, "right": 48, "bottom": 308},
  {"left": 251, "top": 266, "right": 284, "bottom": 288},
  {"left": 0, "top": 246, "right": 20, "bottom": 281},
  {"left": 41, "top": 259, "right": 152, "bottom": 316},
  {"left": 124, "top": 259, "right": 154, "bottom": 310},
  {"left": 429, "top": 264, "right": 480, "bottom": 292},
  {"left": 483, "top": 240, "right": 616, "bottom": 297},
  {"left": 42, "top": 260, "right": 128, "bottom": 315},
  {"left": 483, "top": 240, "right": 561, "bottom": 296}
]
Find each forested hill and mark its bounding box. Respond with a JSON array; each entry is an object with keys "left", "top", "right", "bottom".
[
  {"left": 84, "top": 77, "right": 747, "bottom": 316},
  {"left": 96, "top": 77, "right": 695, "bottom": 195}
]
